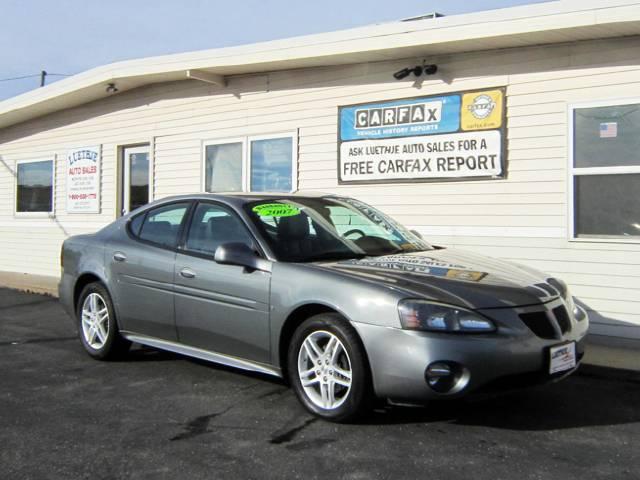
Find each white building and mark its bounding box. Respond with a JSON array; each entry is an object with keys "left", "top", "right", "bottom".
[{"left": 1, "top": 0, "right": 639, "bottom": 340}]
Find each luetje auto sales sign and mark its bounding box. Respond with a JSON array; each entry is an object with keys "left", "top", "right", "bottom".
[
  {"left": 338, "top": 88, "right": 505, "bottom": 184},
  {"left": 66, "top": 146, "right": 101, "bottom": 213}
]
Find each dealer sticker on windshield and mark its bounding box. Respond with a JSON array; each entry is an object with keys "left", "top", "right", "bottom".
[
  {"left": 252, "top": 203, "right": 301, "bottom": 217},
  {"left": 549, "top": 342, "right": 576, "bottom": 374}
]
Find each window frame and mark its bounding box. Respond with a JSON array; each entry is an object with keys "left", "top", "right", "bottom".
[
  {"left": 201, "top": 137, "right": 247, "bottom": 193},
  {"left": 120, "top": 144, "right": 152, "bottom": 216},
  {"left": 201, "top": 131, "right": 297, "bottom": 194},
  {"left": 568, "top": 98, "right": 640, "bottom": 244},
  {"left": 14, "top": 157, "right": 56, "bottom": 217}
]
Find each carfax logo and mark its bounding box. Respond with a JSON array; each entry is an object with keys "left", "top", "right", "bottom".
[
  {"left": 467, "top": 94, "right": 496, "bottom": 120},
  {"left": 354, "top": 101, "right": 442, "bottom": 129}
]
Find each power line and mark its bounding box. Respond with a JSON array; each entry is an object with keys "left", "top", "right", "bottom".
[
  {"left": 0, "top": 72, "right": 73, "bottom": 83},
  {"left": 0, "top": 74, "right": 41, "bottom": 83}
]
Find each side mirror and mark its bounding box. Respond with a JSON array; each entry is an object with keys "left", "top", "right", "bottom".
[{"left": 214, "top": 242, "right": 271, "bottom": 272}]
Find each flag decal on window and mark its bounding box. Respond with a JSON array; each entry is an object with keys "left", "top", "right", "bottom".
[{"left": 599, "top": 122, "right": 618, "bottom": 138}]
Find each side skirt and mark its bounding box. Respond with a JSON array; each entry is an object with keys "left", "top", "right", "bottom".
[{"left": 121, "top": 332, "right": 283, "bottom": 378}]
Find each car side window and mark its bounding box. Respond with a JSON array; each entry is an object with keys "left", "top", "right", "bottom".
[
  {"left": 129, "top": 213, "right": 145, "bottom": 236},
  {"left": 137, "top": 202, "right": 190, "bottom": 248},
  {"left": 184, "top": 203, "right": 254, "bottom": 256}
]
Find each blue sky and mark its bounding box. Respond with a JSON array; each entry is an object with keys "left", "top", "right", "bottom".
[{"left": 0, "top": 0, "right": 544, "bottom": 101}]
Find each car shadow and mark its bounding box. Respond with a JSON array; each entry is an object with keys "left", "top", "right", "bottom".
[
  {"left": 123, "top": 344, "right": 639, "bottom": 431},
  {"left": 364, "top": 365, "right": 640, "bottom": 430},
  {"left": 126, "top": 344, "right": 287, "bottom": 385},
  {"left": 114, "top": 345, "right": 181, "bottom": 362}
]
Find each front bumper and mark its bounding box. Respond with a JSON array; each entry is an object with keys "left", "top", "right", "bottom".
[{"left": 354, "top": 300, "right": 589, "bottom": 403}]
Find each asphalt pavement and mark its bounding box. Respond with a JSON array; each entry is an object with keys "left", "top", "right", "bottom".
[{"left": 1, "top": 287, "right": 639, "bottom": 480}]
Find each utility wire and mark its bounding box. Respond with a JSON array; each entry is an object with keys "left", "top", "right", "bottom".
[
  {"left": 0, "top": 72, "right": 73, "bottom": 83},
  {"left": 0, "top": 74, "right": 40, "bottom": 82}
]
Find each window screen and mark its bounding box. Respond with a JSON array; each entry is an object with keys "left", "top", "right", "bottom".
[
  {"left": 574, "top": 174, "right": 640, "bottom": 238},
  {"left": 574, "top": 104, "right": 640, "bottom": 168}
]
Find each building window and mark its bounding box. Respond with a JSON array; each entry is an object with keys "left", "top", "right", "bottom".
[
  {"left": 570, "top": 101, "right": 640, "bottom": 240},
  {"left": 250, "top": 136, "right": 294, "bottom": 192},
  {"left": 16, "top": 159, "right": 55, "bottom": 214},
  {"left": 203, "top": 133, "right": 296, "bottom": 193},
  {"left": 204, "top": 140, "right": 243, "bottom": 192}
]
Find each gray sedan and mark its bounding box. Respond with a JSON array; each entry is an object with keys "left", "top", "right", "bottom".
[{"left": 59, "top": 193, "right": 589, "bottom": 422}]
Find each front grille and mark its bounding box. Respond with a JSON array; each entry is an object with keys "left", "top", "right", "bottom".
[
  {"left": 552, "top": 305, "right": 571, "bottom": 334},
  {"left": 534, "top": 282, "right": 559, "bottom": 297},
  {"left": 519, "top": 311, "right": 557, "bottom": 339}
]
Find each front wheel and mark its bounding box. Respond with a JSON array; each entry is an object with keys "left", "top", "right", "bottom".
[
  {"left": 77, "top": 282, "right": 130, "bottom": 360},
  {"left": 288, "top": 313, "right": 373, "bottom": 422}
]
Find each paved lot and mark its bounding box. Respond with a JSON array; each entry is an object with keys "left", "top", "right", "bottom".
[{"left": 1, "top": 287, "right": 639, "bottom": 480}]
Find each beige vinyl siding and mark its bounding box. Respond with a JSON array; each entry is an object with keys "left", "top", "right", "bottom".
[{"left": 1, "top": 36, "right": 640, "bottom": 337}]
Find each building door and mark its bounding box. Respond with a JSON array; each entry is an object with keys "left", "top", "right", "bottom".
[{"left": 121, "top": 145, "right": 150, "bottom": 215}]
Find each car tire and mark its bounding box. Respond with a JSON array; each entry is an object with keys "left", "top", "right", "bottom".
[
  {"left": 288, "top": 313, "right": 373, "bottom": 423},
  {"left": 76, "top": 282, "right": 131, "bottom": 360}
]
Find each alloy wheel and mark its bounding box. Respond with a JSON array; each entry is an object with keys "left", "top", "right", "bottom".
[
  {"left": 81, "top": 293, "right": 110, "bottom": 350},
  {"left": 297, "top": 330, "right": 352, "bottom": 410}
]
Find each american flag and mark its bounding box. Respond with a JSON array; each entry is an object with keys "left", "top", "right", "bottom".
[{"left": 600, "top": 122, "right": 618, "bottom": 138}]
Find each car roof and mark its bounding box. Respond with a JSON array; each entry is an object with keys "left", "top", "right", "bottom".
[{"left": 144, "top": 191, "right": 337, "bottom": 209}]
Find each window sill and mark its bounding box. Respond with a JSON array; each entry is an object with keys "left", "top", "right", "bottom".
[
  {"left": 13, "top": 212, "right": 56, "bottom": 219},
  {"left": 568, "top": 236, "right": 640, "bottom": 245}
]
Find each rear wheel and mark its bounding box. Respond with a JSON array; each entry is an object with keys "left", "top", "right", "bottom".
[
  {"left": 77, "top": 282, "right": 130, "bottom": 360},
  {"left": 288, "top": 313, "right": 372, "bottom": 422}
]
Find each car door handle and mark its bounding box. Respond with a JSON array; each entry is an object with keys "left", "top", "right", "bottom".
[
  {"left": 179, "top": 268, "right": 196, "bottom": 279},
  {"left": 113, "top": 252, "right": 127, "bottom": 262}
]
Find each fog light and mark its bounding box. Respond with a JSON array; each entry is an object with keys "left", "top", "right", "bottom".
[
  {"left": 425, "top": 362, "right": 469, "bottom": 394},
  {"left": 573, "top": 305, "right": 587, "bottom": 322}
]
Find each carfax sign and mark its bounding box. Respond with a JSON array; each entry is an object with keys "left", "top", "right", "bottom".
[{"left": 338, "top": 88, "right": 506, "bottom": 184}]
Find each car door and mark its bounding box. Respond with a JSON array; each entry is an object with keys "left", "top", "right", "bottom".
[
  {"left": 107, "top": 201, "right": 192, "bottom": 340},
  {"left": 174, "top": 201, "right": 272, "bottom": 364}
]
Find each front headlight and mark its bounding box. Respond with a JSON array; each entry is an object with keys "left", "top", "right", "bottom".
[{"left": 398, "top": 300, "right": 496, "bottom": 333}]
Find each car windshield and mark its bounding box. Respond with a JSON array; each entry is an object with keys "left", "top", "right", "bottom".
[{"left": 244, "top": 196, "right": 433, "bottom": 262}]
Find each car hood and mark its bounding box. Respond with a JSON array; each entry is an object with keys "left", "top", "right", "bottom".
[{"left": 314, "top": 248, "right": 562, "bottom": 309}]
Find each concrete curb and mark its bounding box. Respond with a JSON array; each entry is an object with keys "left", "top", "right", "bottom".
[{"left": 0, "top": 271, "right": 59, "bottom": 297}]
